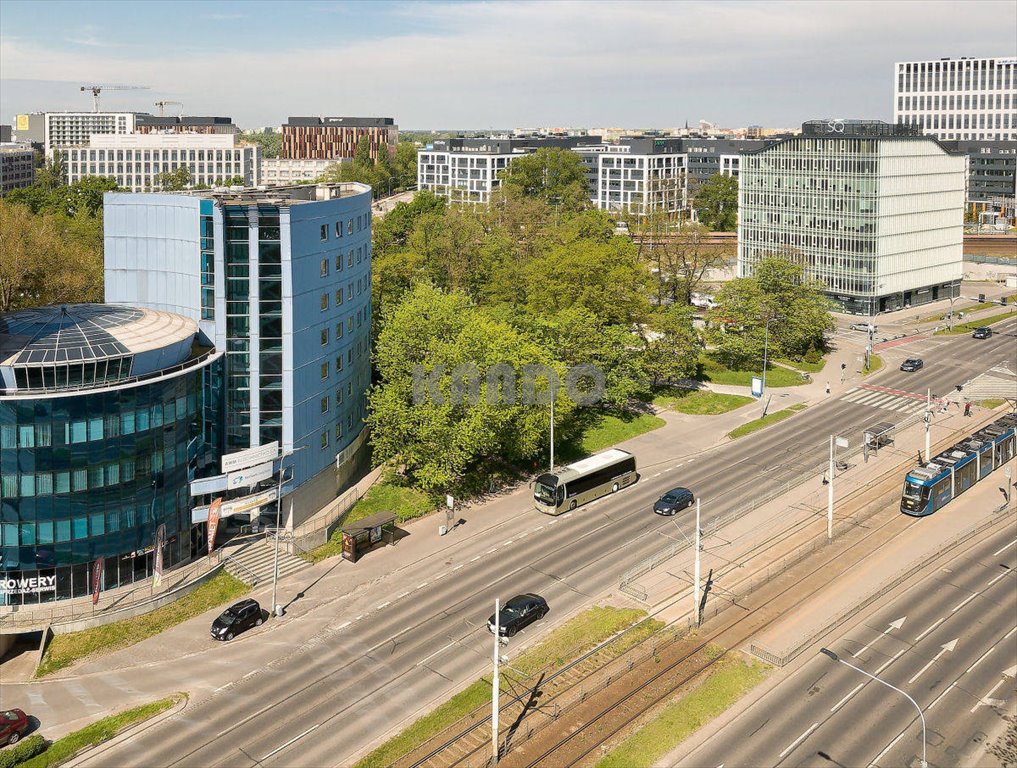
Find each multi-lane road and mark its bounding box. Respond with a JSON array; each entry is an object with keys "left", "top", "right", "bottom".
[
  {"left": 58, "top": 317, "right": 1017, "bottom": 766},
  {"left": 674, "top": 522, "right": 1017, "bottom": 767}
]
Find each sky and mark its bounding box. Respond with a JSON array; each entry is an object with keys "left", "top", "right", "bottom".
[{"left": 1, "top": 0, "right": 1015, "bottom": 131}]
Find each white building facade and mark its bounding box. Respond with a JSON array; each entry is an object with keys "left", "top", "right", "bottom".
[
  {"left": 65, "top": 133, "right": 260, "bottom": 192},
  {"left": 260, "top": 157, "right": 345, "bottom": 186},
  {"left": 894, "top": 56, "right": 1017, "bottom": 141},
  {"left": 45, "top": 112, "right": 137, "bottom": 155},
  {"left": 738, "top": 120, "right": 966, "bottom": 315}
]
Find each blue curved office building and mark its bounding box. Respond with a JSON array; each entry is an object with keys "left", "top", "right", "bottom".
[{"left": 0, "top": 304, "right": 223, "bottom": 603}]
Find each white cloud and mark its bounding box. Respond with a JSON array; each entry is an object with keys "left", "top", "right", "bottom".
[{"left": 3, "top": 0, "right": 1015, "bottom": 127}]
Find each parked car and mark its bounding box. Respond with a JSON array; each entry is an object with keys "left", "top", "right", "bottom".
[
  {"left": 849, "top": 322, "right": 877, "bottom": 333},
  {"left": 972, "top": 327, "right": 992, "bottom": 339},
  {"left": 488, "top": 594, "right": 549, "bottom": 637},
  {"left": 0, "top": 709, "right": 30, "bottom": 746},
  {"left": 653, "top": 487, "right": 695, "bottom": 516},
  {"left": 900, "top": 358, "right": 924, "bottom": 372},
  {"left": 210, "top": 599, "right": 263, "bottom": 641}
]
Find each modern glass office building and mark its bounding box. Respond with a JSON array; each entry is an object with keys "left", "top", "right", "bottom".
[
  {"left": 104, "top": 183, "right": 374, "bottom": 526},
  {"left": 738, "top": 120, "right": 967, "bottom": 315},
  {"left": 0, "top": 305, "right": 223, "bottom": 605}
]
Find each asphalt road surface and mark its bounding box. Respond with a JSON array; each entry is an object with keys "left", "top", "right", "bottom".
[
  {"left": 82, "top": 320, "right": 1017, "bottom": 767},
  {"left": 674, "top": 522, "right": 1017, "bottom": 768}
]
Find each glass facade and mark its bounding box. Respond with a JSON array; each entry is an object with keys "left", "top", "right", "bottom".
[{"left": 0, "top": 368, "right": 207, "bottom": 605}]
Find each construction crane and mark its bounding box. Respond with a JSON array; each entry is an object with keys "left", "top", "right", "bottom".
[
  {"left": 155, "top": 101, "right": 183, "bottom": 117},
  {"left": 79, "top": 84, "right": 149, "bottom": 112}
]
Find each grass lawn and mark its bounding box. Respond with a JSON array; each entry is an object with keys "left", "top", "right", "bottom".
[
  {"left": 922, "top": 295, "right": 1016, "bottom": 322},
  {"left": 727, "top": 403, "right": 807, "bottom": 440},
  {"left": 862, "top": 353, "right": 883, "bottom": 376},
  {"left": 979, "top": 399, "right": 1006, "bottom": 409},
  {"left": 594, "top": 651, "right": 768, "bottom": 768},
  {"left": 302, "top": 480, "right": 435, "bottom": 563},
  {"left": 20, "top": 695, "right": 182, "bottom": 768},
  {"left": 934, "top": 309, "right": 1017, "bottom": 335},
  {"left": 774, "top": 356, "right": 827, "bottom": 374},
  {"left": 578, "top": 411, "right": 666, "bottom": 454},
  {"left": 699, "top": 353, "right": 806, "bottom": 388},
  {"left": 353, "top": 606, "right": 661, "bottom": 768},
  {"left": 36, "top": 572, "right": 248, "bottom": 678},
  {"left": 652, "top": 388, "right": 754, "bottom": 415}
]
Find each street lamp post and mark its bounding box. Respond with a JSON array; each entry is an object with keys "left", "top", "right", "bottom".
[
  {"left": 271, "top": 445, "right": 306, "bottom": 618},
  {"left": 820, "top": 648, "right": 928, "bottom": 768},
  {"left": 760, "top": 316, "right": 777, "bottom": 417}
]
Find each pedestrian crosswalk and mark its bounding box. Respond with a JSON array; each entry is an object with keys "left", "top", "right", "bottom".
[{"left": 840, "top": 386, "right": 930, "bottom": 414}]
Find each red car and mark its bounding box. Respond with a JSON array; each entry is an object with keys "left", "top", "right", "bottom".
[{"left": 0, "top": 709, "right": 29, "bottom": 745}]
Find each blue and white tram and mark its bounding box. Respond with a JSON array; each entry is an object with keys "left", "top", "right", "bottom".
[{"left": 901, "top": 413, "right": 1017, "bottom": 516}]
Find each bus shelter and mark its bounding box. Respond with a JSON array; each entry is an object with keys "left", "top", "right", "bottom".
[
  {"left": 340, "top": 512, "right": 398, "bottom": 563},
  {"left": 863, "top": 421, "right": 896, "bottom": 454}
]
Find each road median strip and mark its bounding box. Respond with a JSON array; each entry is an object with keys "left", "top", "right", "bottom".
[{"left": 726, "top": 403, "right": 807, "bottom": 440}]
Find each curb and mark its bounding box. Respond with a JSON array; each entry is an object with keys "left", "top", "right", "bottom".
[{"left": 61, "top": 693, "right": 189, "bottom": 768}]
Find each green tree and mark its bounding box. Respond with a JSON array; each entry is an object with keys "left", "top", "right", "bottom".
[
  {"left": 707, "top": 252, "right": 833, "bottom": 369},
  {"left": 393, "top": 141, "right": 419, "bottom": 189},
  {"left": 694, "top": 173, "right": 738, "bottom": 231},
  {"left": 643, "top": 305, "right": 703, "bottom": 386},
  {"left": 498, "top": 148, "right": 589, "bottom": 212},
  {"left": 353, "top": 135, "right": 374, "bottom": 169},
  {"left": 154, "top": 167, "right": 194, "bottom": 191},
  {"left": 36, "top": 152, "right": 67, "bottom": 191},
  {"left": 369, "top": 284, "right": 573, "bottom": 491},
  {"left": 372, "top": 190, "right": 446, "bottom": 259},
  {"left": 242, "top": 131, "right": 283, "bottom": 159}
]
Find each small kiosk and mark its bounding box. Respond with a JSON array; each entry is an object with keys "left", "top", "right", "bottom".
[{"left": 340, "top": 511, "right": 398, "bottom": 563}]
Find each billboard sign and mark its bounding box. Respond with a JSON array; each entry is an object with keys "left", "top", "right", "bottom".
[
  {"left": 0, "top": 574, "right": 56, "bottom": 596},
  {"left": 227, "top": 460, "right": 274, "bottom": 491},
  {"left": 222, "top": 441, "right": 278, "bottom": 474}
]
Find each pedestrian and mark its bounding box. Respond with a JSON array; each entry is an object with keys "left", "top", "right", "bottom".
[
  {"left": 822, "top": 471, "right": 829, "bottom": 486},
  {"left": 825, "top": 381, "right": 831, "bottom": 396},
  {"left": 964, "top": 401, "right": 972, "bottom": 417}
]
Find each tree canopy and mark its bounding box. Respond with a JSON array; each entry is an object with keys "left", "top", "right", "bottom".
[
  {"left": 693, "top": 173, "right": 739, "bottom": 232},
  {"left": 497, "top": 147, "right": 590, "bottom": 212}
]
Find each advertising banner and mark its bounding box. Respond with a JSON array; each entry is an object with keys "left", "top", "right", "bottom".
[
  {"left": 222, "top": 441, "right": 279, "bottom": 474},
  {"left": 91, "top": 557, "right": 104, "bottom": 605},
  {"left": 153, "top": 524, "right": 166, "bottom": 589},
  {"left": 207, "top": 498, "right": 223, "bottom": 557},
  {"left": 227, "top": 460, "right": 274, "bottom": 491}
]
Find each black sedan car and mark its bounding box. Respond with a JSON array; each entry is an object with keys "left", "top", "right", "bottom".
[
  {"left": 211, "top": 599, "right": 263, "bottom": 641},
  {"left": 488, "top": 594, "right": 548, "bottom": 637},
  {"left": 900, "top": 358, "right": 924, "bottom": 372},
  {"left": 972, "top": 327, "right": 992, "bottom": 339},
  {"left": 653, "top": 487, "right": 695, "bottom": 515}
]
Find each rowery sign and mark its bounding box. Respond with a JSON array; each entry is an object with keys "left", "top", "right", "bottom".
[
  {"left": 1, "top": 575, "right": 56, "bottom": 595},
  {"left": 222, "top": 441, "right": 279, "bottom": 474}
]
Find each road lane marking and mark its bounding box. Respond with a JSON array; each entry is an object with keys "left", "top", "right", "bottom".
[
  {"left": 952, "top": 592, "right": 978, "bottom": 612},
  {"left": 966, "top": 646, "right": 996, "bottom": 675},
  {"left": 517, "top": 531, "right": 529, "bottom": 539},
  {"left": 830, "top": 682, "right": 865, "bottom": 712},
  {"left": 852, "top": 616, "right": 906, "bottom": 658},
  {"left": 778, "top": 722, "right": 819, "bottom": 759},
  {"left": 398, "top": 592, "right": 410, "bottom": 599},
  {"left": 337, "top": 621, "right": 351, "bottom": 630},
  {"left": 907, "top": 639, "right": 958, "bottom": 685},
  {"left": 470, "top": 556, "right": 481, "bottom": 563},
  {"left": 971, "top": 679, "right": 1008, "bottom": 712},
  {"left": 377, "top": 601, "right": 390, "bottom": 609},
  {"left": 418, "top": 640, "right": 457, "bottom": 665},
  {"left": 914, "top": 617, "right": 944, "bottom": 642},
  {"left": 870, "top": 729, "right": 906, "bottom": 767},
  {"left": 261, "top": 724, "right": 320, "bottom": 761},
  {"left": 652, "top": 472, "right": 662, "bottom": 478},
  {"left": 418, "top": 582, "right": 429, "bottom": 589},
  {"left": 992, "top": 538, "right": 1017, "bottom": 556},
  {"left": 451, "top": 564, "right": 464, "bottom": 572},
  {"left": 928, "top": 682, "right": 956, "bottom": 711},
  {"left": 988, "top": 569, "right": 1011, "bottom": 586},
  {"left": 534, "top": 525, "right": 544, "bottom": 531}
]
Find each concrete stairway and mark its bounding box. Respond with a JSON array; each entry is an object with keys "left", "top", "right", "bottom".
[{"left": 223, "top": 538, "right": 310, "bottom": 586}]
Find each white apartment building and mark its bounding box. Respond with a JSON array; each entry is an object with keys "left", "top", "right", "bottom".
[
  {"left": 65, "top": 133, "right": 259, "bottom": 192},
  {"left": 260, "top": 157, "right": 345, "bottom": 186},
  {"left": 719, "top": 154, "right": 740, "bottom": 176},
  {"left": 45, "top": 112, "right": 137, "bottom": 154},
  {"left": 418, "top": 136, "right": 687, "bottom": 216},
  {"left": 738, "top": 120, "right": 966, "bottom": 315},
  {"left": 894, "top": 56, "right": 1017, "bottom": 141}
]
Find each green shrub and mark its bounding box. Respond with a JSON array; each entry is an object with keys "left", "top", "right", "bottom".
[
  {"left": 803, "top": 344, "right": 822, "bottom": 364},
  {"left": 0, "top": 735, "right": 49, "bottom": 768}
]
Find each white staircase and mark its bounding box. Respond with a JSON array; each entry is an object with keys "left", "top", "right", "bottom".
[{"left": 223, "top": 539, "right": 310, "bottom": 586}]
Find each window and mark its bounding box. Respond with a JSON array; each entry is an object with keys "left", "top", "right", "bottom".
[
  {"left": 320, "top": 293, "right": 328, "bottom": 311},
  {"left": 347, "top": 283, "right": 354, "bottom": 300},
  {"left": 336, "top": 423, "right": 343, "bottom": 441},
  {"left": 321, "top": 430, "right": 330, "bottom": 449},
  {"left": 357, "top": 246, "right": 362, "bottom": 264},
  {"left": 336, "top": 289, "right": 344, "bottom": 306},
  {"left": 321, "top": 258, "right": 329, "bottom": 277},
  {"left": 347, "top": 219, "right": 353, "bottom": 235},
  {"left": 348, "top": 250, "right": 354, "bottom": 267},
  {"left": 335, "top": 221, "right": 343, "bottom": 238},
  {"left": 335, "top": 322, "right": 343, "bottom": 339},
  {"left": 321, "top": 328, "right": 329, "bottom": 346},
  {"left": 321, "top": 396, "right": 329, "bottom": 414},
  {"left": 320, "top": 362, "right": 329, "bottom": 380},
  {"left": 336, "top": 356, "right": 344, "bottom": 373},
  {"left": 336, "top": 254, "right": 343, "bottom": 272},
  {"left": 320, "top": 224, "right": 328, "bottom": 241},
  {"left": 336, "top": 388, "right": 343, "bottom": 406}
]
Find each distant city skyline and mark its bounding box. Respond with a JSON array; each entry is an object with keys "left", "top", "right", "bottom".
[{"left": 1, "top": 0, "right": 1015, "bottom": 130}]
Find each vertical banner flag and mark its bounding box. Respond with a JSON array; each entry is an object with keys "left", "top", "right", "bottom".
[
  {"left": 91, "top": 557, "right": 104, "bottom": 605},
  {"left": 153, "top": 523, "right": 166, "bottom": 589},
  {"left": 207, "top": 497, "right": 223, "bottom": 558}
]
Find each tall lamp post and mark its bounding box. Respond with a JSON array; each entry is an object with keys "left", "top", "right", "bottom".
[
  {"left": 271, "top": 445, "right": 306, "bottom": 618},
  {"left": 760, "top": 315, "right": 778, "bottom": 417},
  {"left": 820, "top": 648, "right": 928, "bottom": 768}
]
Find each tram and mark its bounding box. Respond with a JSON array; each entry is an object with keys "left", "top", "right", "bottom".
[{"left": 900, "top": 412, "right": 1017, "bottom": 516}]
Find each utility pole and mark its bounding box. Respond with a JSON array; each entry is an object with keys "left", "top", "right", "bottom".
[
  {"left": 272, "top": 453, "right": 285, "bottom": 618},
  {"left": 828, "top": 435, "right": 835, "bottom": 542},
  {"left": 492, "top": 598, "right": 500, "bottom": 765},
  {"left": 549, "top": 396, "right": 554, "bottom": 472},
  {"left": 925, "top": 389, "right": 931, "bottom": 462},
  {"left": 694, "top": 498, "right": 702, "bottom": 626}
]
